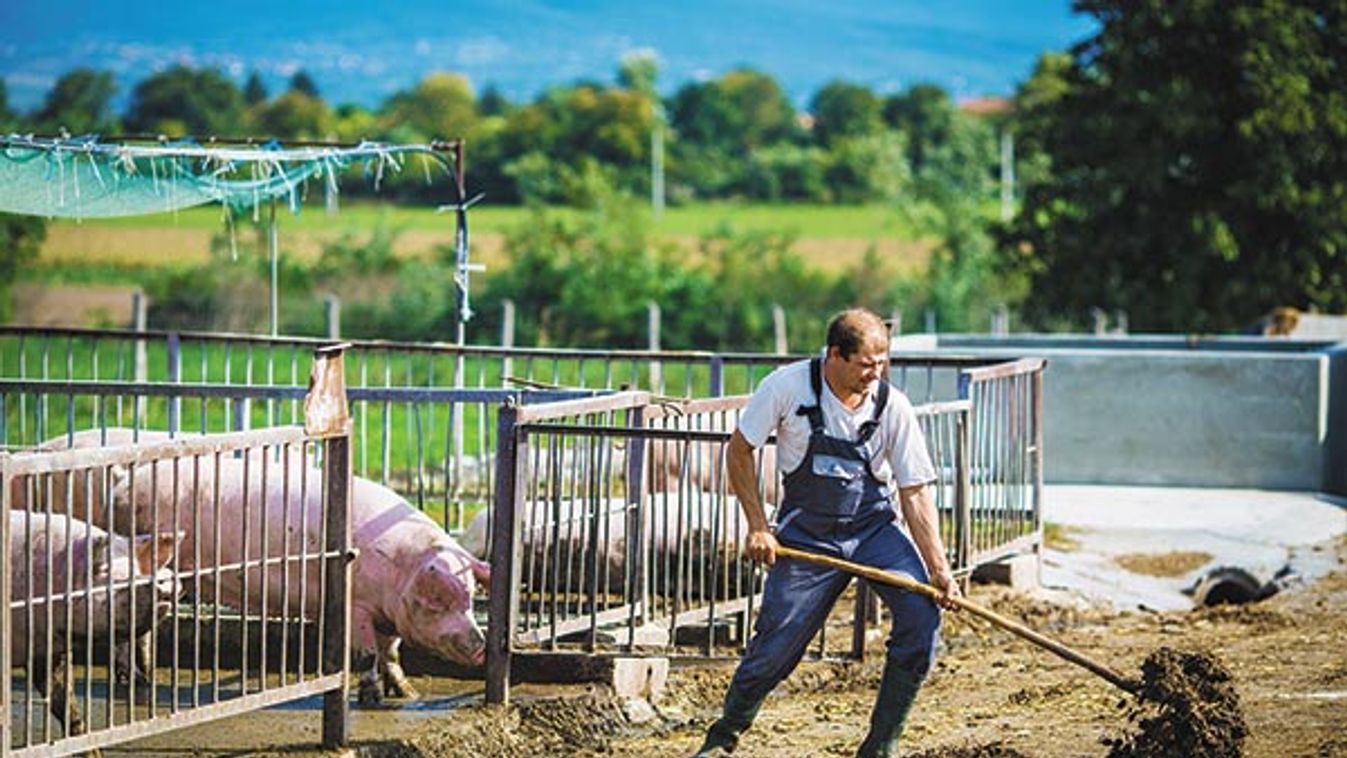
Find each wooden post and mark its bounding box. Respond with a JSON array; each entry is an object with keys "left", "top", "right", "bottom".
[{"left": 0, "top": 454, "right": 12, "bottom": 758}]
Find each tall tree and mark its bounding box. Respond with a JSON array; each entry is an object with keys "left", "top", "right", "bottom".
[
  {"left": 810, "top": 80, "right": 883, "bottom": 147},
  {"left": 123, "top": 66, "right": 247, "bottom": 136},
  {"left": 381, "top": 72, "right": 478, "bottom": 142},
  {"left": 1006, "top": 0, "right": 1347, "bottom": 331},
  {"left": 883, "top": 83, "right": 955, "bottom": 176},
  {"left": 243, "top": 71, "right": 268, "bottom": 106},
  {"left": 32, "top": 68, "right": 118, "bottom": 134},
  {"left": 289, "top": 70, "right": 320, "bottom": 98}
]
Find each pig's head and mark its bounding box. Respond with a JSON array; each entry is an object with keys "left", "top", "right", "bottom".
[
  {"left": 89, "top": 531, "right": 185, "bottom": 634},
  {"left": 398, "top": 547, "right": 490, "bottom": 668}
]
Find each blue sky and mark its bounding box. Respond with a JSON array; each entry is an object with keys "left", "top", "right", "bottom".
[{"left": 0, "top": 1, "right": 1097, "bottom": 113}]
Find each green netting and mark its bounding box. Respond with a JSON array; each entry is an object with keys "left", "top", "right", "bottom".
[{"left": 0, "top": 135, "right": 454, "bottom": 218}]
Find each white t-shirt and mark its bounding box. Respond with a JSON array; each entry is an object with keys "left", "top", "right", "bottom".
[{"left": 738, "top": 359, "right": 937, "bottom": 489}]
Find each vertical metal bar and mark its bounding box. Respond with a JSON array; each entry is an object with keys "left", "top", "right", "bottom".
[
  {"left": 957, "top": 409, "right": 972, "bottom": 576},
  {"left": 625, "top": 405, "right": 647, "bottom": 634},
  {"left": 709, "top": 356, "right": 724, "bottom": 398},
  {"left": 486, "top": 400, "right": 520, "bottom": 704},
  {"left": 167, "top": 332, "right": 181, "bottom": 435},
  {"left": 320, "top": 433, "right": 351, "bottom": 749},
  {"left": 0, "top": 454, "right": 10, "bottom": 758}
]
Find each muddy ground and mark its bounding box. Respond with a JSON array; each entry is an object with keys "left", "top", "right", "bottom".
[{"left": 348, "top": 535, "right": 1345, "bottom": 758}]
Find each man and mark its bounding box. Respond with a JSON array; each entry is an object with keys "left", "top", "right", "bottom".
[{"left": 693, "top": 307, "right": 960, "bottom": 758}]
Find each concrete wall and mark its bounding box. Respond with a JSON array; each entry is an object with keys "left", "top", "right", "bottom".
[{"left": 915, "top": 336, "right": 1342, "bottom": 493}]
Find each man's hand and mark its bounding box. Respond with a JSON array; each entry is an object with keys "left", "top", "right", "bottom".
[
  {"left": 928, "top": 568, "right": 962, "bottom": 611},
  {"left": 744, "top": 528, "right": 780, "bottom": 566}
]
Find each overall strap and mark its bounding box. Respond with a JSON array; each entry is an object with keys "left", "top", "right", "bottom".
[
  {"left": 794, "top": 357, "right": 825, "bottom": 433},
  {"left": 857, "top": 377, "right": 889, "bottom": 444}
]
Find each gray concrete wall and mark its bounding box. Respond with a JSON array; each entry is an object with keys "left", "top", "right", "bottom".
[{"left": 910, "top": 337, "right": 1341, "bottom": 492}]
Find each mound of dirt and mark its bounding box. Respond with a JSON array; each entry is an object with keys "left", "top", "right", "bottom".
[
  {"left": 386, "top": 693, "right": 636, "bottom": 758},
  {"left": 1114, "top": 551, "right": 1212, "bottom": 578},
  {"left": 1104, "top": 647, "right": 1246, "bottom": 758}
]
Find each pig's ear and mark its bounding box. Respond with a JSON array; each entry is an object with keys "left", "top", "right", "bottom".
[
  {"left": 88, "top": 533, "right": 111, "bottom": 573},
  {"left": 134, "top": 532, "right": 178, "bottom": 574},
  {"left": 411, "top": 563, "right": 470, "bottom": 611},
  {"left": 470, "top": 557, "right": 491, "bottom": 589}
]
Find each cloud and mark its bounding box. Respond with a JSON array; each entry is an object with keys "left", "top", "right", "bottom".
[{"left": 454, "top": 36, "right": 509, "bottom": 67}]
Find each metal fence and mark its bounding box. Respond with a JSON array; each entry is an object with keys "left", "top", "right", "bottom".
[
  {"left": 2, "top": 426, "right": 351, "bottom": 756},
  {"left": 483, "top": 367, "right": 1039, "bottom": 703},
  {"left": 0, "top": 378, "right": 598, "bottom": 538},
  {"left": 1, "top": 326, "right": 1011, "bottom": 400}
]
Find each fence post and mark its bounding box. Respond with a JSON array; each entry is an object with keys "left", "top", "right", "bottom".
[
  {"left": 308, "top": 344, "right": 353, "bottom": 749},
  {"left": 167, "top": 332, "right": 181, "bottom": 435},
  {"left": 709, "top": 355, "right": 725, "bottom": 397},
  {"left": 956, "top": 408, "right": 972, "bottom": 578},
  {"left": 501, "top": 299, "right": 515, "bottom": 387},
  {"left": 625, "top": 403, "right": 648, "bottom": 633},
  {"left": 924, "top": 310, "right": 937, "bottom": 334},
  {"left": 487, "top": 399, "right": 521, "bottom": 704},
  {"left": 772, "top": 305, "right": 787, "bottom": 354},
  {"left": 1031, "top": 366, "right": 1045, "bottom": 585},
  {"left": 324, "top": 295, "right": 341, "bottom": 340},
  {"left": 133, "top": 289, "right": 148, "bottom": 382},
  {"left": 648, "top": 302, "right": 662, "bottom": 392},
  {"left": 1, "top": 453, "right": 11, "bottom": 758}
]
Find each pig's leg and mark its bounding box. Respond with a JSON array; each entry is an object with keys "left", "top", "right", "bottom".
[
  {"left": 353, "top": 609, "right": 383, "bottom": 706},
  {"left": 377, "top": 632, "right": 418, "bottom": 700},
  {"left": 113, "top": 632, "right": 153, "bottom": 687},
  {"left": 46, "top": 655, "right": 91, "bottom": 741}
]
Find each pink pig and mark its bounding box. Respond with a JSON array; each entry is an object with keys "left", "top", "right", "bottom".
[
  {"left": 7, "top": 511, "right": 180, "bottom": 738},
  {"left": 34, "top": 429, "right": 490, "bottom": 705}
]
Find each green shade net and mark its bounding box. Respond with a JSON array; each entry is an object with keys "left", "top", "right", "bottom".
[{"left": 0, "top": 135, "right": 454, "bottom": 218}]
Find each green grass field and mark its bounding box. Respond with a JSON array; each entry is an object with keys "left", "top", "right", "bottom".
[{"left": 30, "top": 201, "right": 937, "bottom": 277}]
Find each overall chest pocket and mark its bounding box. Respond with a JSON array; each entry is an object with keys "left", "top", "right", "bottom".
[{"left": 812, "top": 453, "right": 866, "bottom": 481}]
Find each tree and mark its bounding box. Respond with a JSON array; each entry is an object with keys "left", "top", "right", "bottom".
[
  {"left": 810, "top": 80, "right": 883, "bottom": 147},
  {"left": 289, "top": 70, "right": 320, "bottom": 98},
  {"left": 0, "top": 79, "right": 15, "bottom": 131},
  {"left": 478, "top": 84, "right": 512, "bottom": 117},
  {"left": 255, "top": 91, "right": 333, "bottom": 140},
  {"left": 123, "top": 66, "right": 247, "bottom": 136},
  {"left": 0, "top": 213, "right": 45, "bottom": 321},
  {"left": 243, "top": 71, "right": 268, "bottom": 106},
  {"left": 380, "top": 72, "right": 478, "bottom": 143},
  {"left": 883, "top": 84, "right": 955, "bottom": 176},
  {"left": 1005, "top": 0, "right": 1347, "bottom": 332},
  {"left": 32, "top": 68, "right": 118, "bottom": 134}
]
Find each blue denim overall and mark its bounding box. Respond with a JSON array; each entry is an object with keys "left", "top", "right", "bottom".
[{"left": 728, "top": 358, "right": 941, "bottom": 701}]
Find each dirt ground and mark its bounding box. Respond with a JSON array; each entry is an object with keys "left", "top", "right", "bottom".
[{"left": 361, "top": 534, "right": 1346, "bottom": 758}]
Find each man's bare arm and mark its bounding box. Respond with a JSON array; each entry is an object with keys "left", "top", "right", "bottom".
[
  {"left": 897, "top": 483, "right": 961, "bottom": 608},
  {"left": 728, "top": 430, "right": 779, "bottom": 564}
]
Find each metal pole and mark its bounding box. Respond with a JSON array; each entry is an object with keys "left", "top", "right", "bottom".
[
  {"left": 651, "top": 105, "right": 665, "bottom": 220},
  {"left": 269, "top": 198, "right": 279, "bottom": 338},
  {"left": 502, "top": 300, "right": 515, "bottom": 387},
  {"left": 772, "top": 305, "right": 787, "bottom": 355},
  {"left": 1000, "top": 129, "right": 1015, "bottom": 222},
  {"left": 647, "top": 302, "right": 662, "bottom": 392},
  {"left": 486, "top": 400, "right": 521, "bottom": 704},
  {"left": 1, "top": 454, "right": 12, "bottom": 758}
]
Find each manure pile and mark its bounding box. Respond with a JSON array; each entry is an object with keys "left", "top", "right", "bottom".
[{"left": 1105, "top": 647, "right": 1246, "bottom": 758}]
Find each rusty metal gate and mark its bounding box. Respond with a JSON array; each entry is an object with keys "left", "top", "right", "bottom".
[{"left": 3, "top": 350, "right": 355, "bottom": 756}]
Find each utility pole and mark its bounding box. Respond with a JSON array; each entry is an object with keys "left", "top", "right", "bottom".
[
  {"left": 651, "top": 102, "right": 666, "bottom": 219},
  {"left": 1000, "top": 129, "right": 1015, "bottom": 222}
]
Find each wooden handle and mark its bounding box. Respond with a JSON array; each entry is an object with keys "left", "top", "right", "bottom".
[{"left": 774, "top": 545, "right": 1139, "bottom": 694}]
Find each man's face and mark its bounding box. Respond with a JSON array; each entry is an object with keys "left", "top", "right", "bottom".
[{"left": 832, "top": 344, "right": 888, "bottom": 396}]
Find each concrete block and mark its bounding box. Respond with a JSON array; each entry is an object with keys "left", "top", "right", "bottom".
[
  {"left": 610, "top": 657, "right": 669, "bottom": 702},
  {"left": 972, "top": 553, "right": 1040, "bottom": 590}
]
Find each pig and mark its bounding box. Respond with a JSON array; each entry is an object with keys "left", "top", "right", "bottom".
[
  {"left": 461, "top": 490, "right": 767, "bottom": 601},
  {"left": 35, "top": 429, "right": 490, "bottom": 705},
  {"left": 7, "top": 511, "right": 180, "bottom": 739},
  {"left": 645, "top": 436, "right": 782, "bottom": 505}
]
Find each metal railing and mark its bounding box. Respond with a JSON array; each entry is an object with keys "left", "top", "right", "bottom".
[
  {"left": 484, "top": 382, "right": 1020, "bottom": 703},
  {"left": 0, "top": 379, "right": 598, "bottom": 538},
  {"left": 2, "top": 427, "right": 351, "bottom": 756}
]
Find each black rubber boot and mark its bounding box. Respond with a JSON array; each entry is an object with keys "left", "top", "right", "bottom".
[
  {"left": 691, "top": 686, "right": 765, "bottom": 757},
  {"left": 854, "top": 657, "right": 926, "bottom": 758}
]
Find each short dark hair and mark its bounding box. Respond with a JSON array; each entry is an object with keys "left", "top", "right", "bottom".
[{"left": 826, "top": 308, "right": 889, "bottom": 359}]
